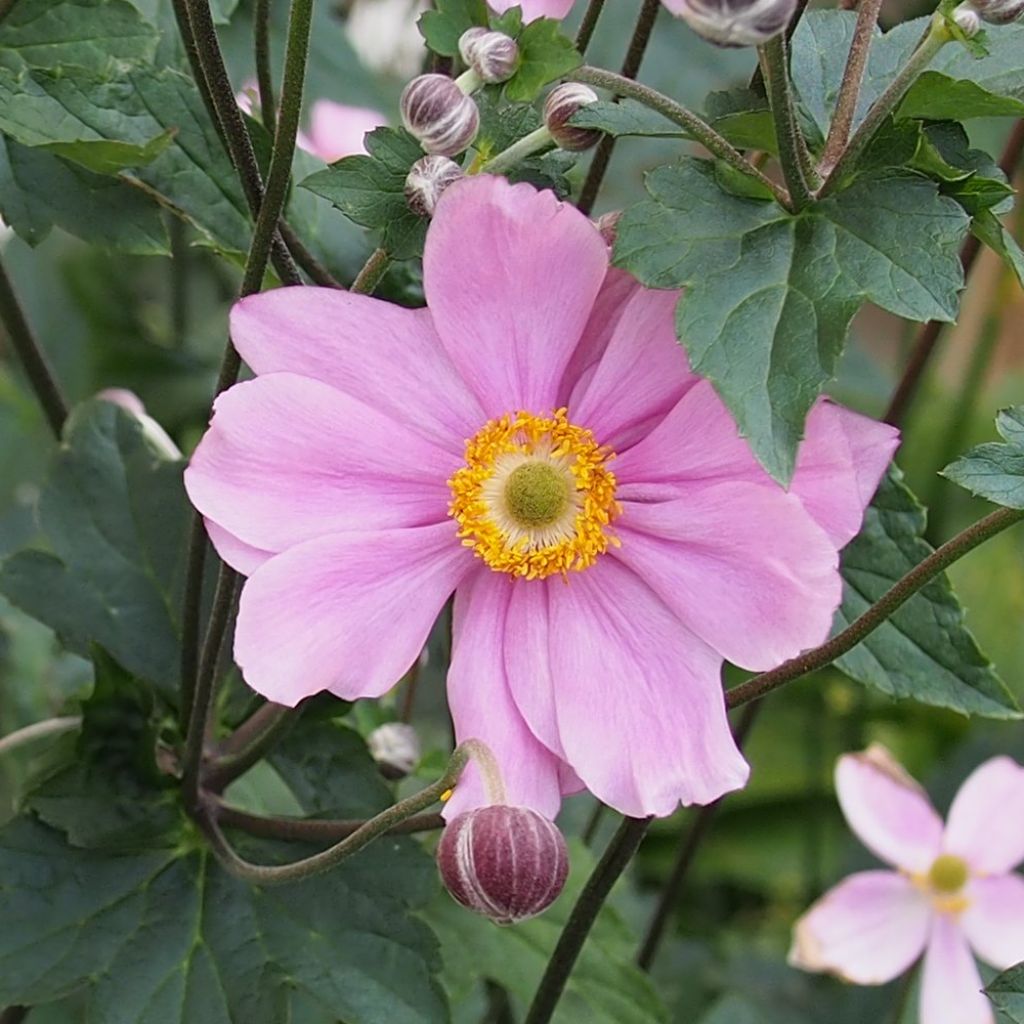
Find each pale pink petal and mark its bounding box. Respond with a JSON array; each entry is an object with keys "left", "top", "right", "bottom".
[
  {"left": 234, "top": 523, "right": 469, "bottom": 705},
  {"left": 921, "top": 915, "right": 994, "bottom": 1024},
  {"left": 545, "top": 559, "right": 749, "bottom": 817},
  {"left": 204, "top": 519, "right": 272, "bottom": 576},
  {"left": 961, "top": 874, "right": 1024, "bottom": 970},
  {"left": 307, "top": 99, "right": 385, "bottom": 162},
  {"left": 789, "top": 400, "right": 899, "bottom": 548},
  {"left": 614, "top": 481, "right": 839, "bottom": 670},
  {"left": 835, "top": 746, "right": 944, "bottom": 873},
  {"left": 789, "top": 871, "right": 930, "bottom": 984},
  {"left": 944, "top": 757, "right": 1024, "bottom": 874},
  {"left": 488, "top": 0, "right": 575, "bottom": 20},
  {"left": 444, "top": 569, "right": 563, "bottom": 820},
  {"left": 424, "top": 176, "right": 607, "bottom": 418},
  {"left": 185, "top": 374, "right": 456, "bottom": 555},
  {"left": 569, "top": 284, "right": 696, "bottom": 452},
  {"left": 230, "top": 288, "right": 484, "bottom": 451}
]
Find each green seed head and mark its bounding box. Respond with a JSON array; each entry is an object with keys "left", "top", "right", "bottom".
[
  {"left": 928, "top": 854, "right": 969, "bottom": 894},
  {"left": 503, "top": 462, "right": 571, "bottom": 528}
]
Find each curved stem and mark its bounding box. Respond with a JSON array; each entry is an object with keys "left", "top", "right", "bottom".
[
  {"left": 205, "top": 702, "right": 301, "bottom": 792},
  {"left": 725, "top": 505, "right": 1024, "bottom": 709},
  {"left": 483, "top": 125, "right": 553, "bottom": 175},
  {"left": 574, "top": 0, "right": 607, "bottom": 54},
  {"left": 570, "top": 67, "right": 790, "bottom": 208},
  {"left": 279, "top": 221, "right": 344, "bottom": 287},
  {"left": 254, "top": 0, "right": 277, "bottom": 133},
  {"left": 0, "top": 256, "right": 68, "bottom": 438},
  {"left": 215, "top": 801, "right": 444, "bottom": 841},
  {"left": 758, "top": 35, "right": 813, "bottom": 209},
  {"left": 524, "top": 816, "right": 651, "bottom": 1024},
  {"left": 0, "top": 716, "right": 80, "bottom": 758},
  {"left": 351, "top": 246, "right": 390, "bottom": 295}
]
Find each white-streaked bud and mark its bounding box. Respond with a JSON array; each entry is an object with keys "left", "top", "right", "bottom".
[
  {"left": 458, "top": 27, "right": 520, "bottom": 84},
  {"left": 953, "top": 4, "right": 983, "bottom": 34},
  {"left": 662, "top": 0, "right": 798, "bottom": 47},
  {"left": 400, "top": 74, "right": 480, "bottom": 156},
  {"left": 368, "top": 722, "right": 422, "bottom": 778},
  {"left": 543, "top": 83, "right": 602, "bottom": 152},
  {"left": 967, "top": 0, "right": 1024, "bottom": 23},
  {"left": 405, "top": 155, "right": 464, "bottom": 217}
]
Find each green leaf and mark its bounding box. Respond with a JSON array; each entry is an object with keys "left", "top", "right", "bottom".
[
  {"left": 972, "top": 208, "right": 1024, "bottom": 288},
  {"left": 704, "top": 88, "right": 777, "bottom": 153},
  {"left": 833, "top": 467, "right": 1019, "bottom": 718},
  {"left": 614, "top": 159, "right": 968, "bottom": 481},
  {"left": 942, "top": 405, "right": 1024, "bottom": 508},
  {"left": 569, "top": 99, "right": 687, "bottom": 139},
  {"left": 417, "top": 0, "right": 489, "bottom": 56},
  {"left": 299, "top": 126, "right": 428, "bottom": 260},
  {"left": 0, "top": 400, "right": 189, "bottom": 696},
  {"left": 504, "top": 18, "right": 581, "bottom": 103},
  {"left": 0, "top": 135, "right": 167, "bottom": 253},
  {"left": 987, "top": 960, "right": 1024, "bottom": 1021},
  {"left": 901, "top": 71, "right": 1024, "bottom": 119}
]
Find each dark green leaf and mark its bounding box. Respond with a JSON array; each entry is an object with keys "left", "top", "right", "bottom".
[
  {"left": 942, "top": 404, "right": 1024, "bottom": 508},
  {"left": 417, "top": 0, "right": 489, "bottom": 56},
  {"left": 987, "top": 960, "right": 1024, "bottom": 1021},
  {"left": 490, "top": 5, "right": 522, "bottom": 36},
  {"left": 901, "top": 71, "right": 1024, "bottom": 119},
  {"left": 476, "top": 87, "right": 542, "bottom": 153},
  {"left": 704, "top": 88, "right": 777, "bottom": 153},
  {"left": 569, "top": 99, "right": 686, "bottom": 138},
  {"left": 834, "top": 468, "right": 1018, "bottom": 718},
  {"left": 504, "top": 18, "right": 581, "bottom": 103},
  {"left": 972, "top": 208, "right": 1024, "bottom": 288}
]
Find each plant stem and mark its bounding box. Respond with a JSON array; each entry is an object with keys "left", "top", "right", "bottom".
[
  {"left": 215, "top": 802, "right": 444, "bottom": 841},
  {"left": 524, "top": 816, "right": 651, "bottom": 1024},
  {"left": 279, "top": 221, "right": 344, "bottom": 287},
  {"left": 576, "top": 0, "right": 660, "bottom": 216},
  {"left": 0, "top": 717, "right": 81, "bottom": 758},
  {"left": 758, "top": 35, "right": 813, "bottom": 209},
  {"left": 178, "top": 517, "right": 208, "bottom": 722},
  {"left": 351, "top": 246, "right": 390, "bottom": 294},
  {"left": 199, "top": 742, "right": 477, "bottom": 885},
  {"left": 821, "top": 15, "right": 950, "bottom": 196},
  {"left": 819, "top": 0, "right": 884, "bottom": 175},
  {"left": 570, "top": 67, "right": 789, "bottom": 207},
  {"left": 254, "top": 0, "right": 277, "bottom": 133},
  {"left": 635, "top": 701, "right": 762, "bottom": 971},
  {"left": 581, "top": 801, "right": 606, "bottom": 847},
  {"left": 205, "top": 702, "right": 301, "bottom": 792},
  {"left": 0, "top": 256, "right": 69, "bottom": 438},
  {"left": 725, "top": 505, "right": 1024, "bottom": 708},
  {"left": 169, "top": 216, "right": 190, "bottom": 347},
  {"left": 483, "top": 125, "right": 553, "bottom": 175},
  {"left": 574, "top": 0, "right": 607, "bottom": 54}
]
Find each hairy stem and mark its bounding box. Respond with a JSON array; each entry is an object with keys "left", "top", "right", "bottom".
[
  {"left": 0, "top": 717, "right": 81, "bottom": 758},
  {"left": 725, "top": 505, "right": 1024, "bottom": 708},
  {"left": 574, "top": 0, "right": 607, "bottom": 53},
  {"left": 483, "top": 126, "right": 554, "bottom": 175},
  {"left": 351, "top": 246, "right": 390, "bottom": 295},
  {"left": 758, "top": 35, "right": 813, "bottom": 209},
  {"left": 254, "top": 0, "right": 277, "bottom": 132},
  {"left": 215, "top": 802, "right": 444, "bottom": 841},
  {"left": 205, "top": 702, "right": 302, "bottom": 792},
  {"left": 279, "top": 221, "right": 344, "bottom": 287}
]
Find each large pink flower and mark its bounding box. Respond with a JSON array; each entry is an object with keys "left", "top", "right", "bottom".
[
  {"left": 791, "top": 746, "right": 1024, "bottom": 1024},
  {"left": 488, "top": 0, "right": 576, "bottom": 19},
  {"left": 185, "top": 175, "right": 897, "bottom": 819}
]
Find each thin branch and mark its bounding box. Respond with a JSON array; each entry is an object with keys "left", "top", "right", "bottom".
[
  {"left": 214, "top": 801, "right": 444, "bottom": 841},
  {"left": 205, "top": 702, "right": 301, "bottom": 792},
  {"left": 279, "top": 221, "right": 344, "bottom": 288},
  {"left": 0, "top": 717, "right": 80, "bottom": 758},
  {"left": 758, "top": 35, "right": 813, "bottom": 209},
  {"left": 351, "top": 246, "right": 390, "bottom": 295},
  {"left": 254, "top": 0, "right": 277, "bottom": 133},
  {"left": 574, "top": 0, "right": 607, "bottom": 54}
]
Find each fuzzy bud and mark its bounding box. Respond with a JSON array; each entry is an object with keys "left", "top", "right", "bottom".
[
  {"left": 368, "top": 722, "right": 422, "bottom": 778},
  {"left": 405, "top": 154, "right": 464, "bottom": 217},
  {"left": 966, "top": 0, "right": 1024, "bottom": 23},
  {"left": 400, "top": 74, "right": 480, "bottom": 156},
  {"left": 458, "top": 27, "right": 520, "bottom": 84},
  {"left": 953, "top": 4, "right": 983, "bottom": 34},
  {"left": 437, "top": 805, "right": 569, "bottom": 924},
  {"left": 543, "top": 83, "right": 602, "bottom": 152},
  {"left": 662, "top": 0, "right": 798, "bottom": 47}
]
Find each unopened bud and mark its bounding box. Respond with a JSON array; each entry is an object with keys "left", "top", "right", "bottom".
[
  {"left": 437, "top": 805, "right": 569, "bottom": 924},
  {"left": 953, "top": 3, "right": 983, "bottom": 34},
  {"left": 594, "top": 210, "right": 621, "bottom": 246},
  {"left": 543, "top": 83, "right": 602, "bottom": 152},
  {"left": 661, "top": 0, "right": 798, "bottom": 47},
  {"left": 405, "top": 154, "right": 464, "bottom": 217},
  {"left": 97, "top": 389, "right": 181, "bottom": 460},
  {"left": 400, "top": 74, "right": 480, "bottom": 156},
  {"left": 458, "top": 27, "right": 520, "bottom": 84},
  {"left": 966, "top": 0, "right": 1024, "bottom": 23},
  {"left": 368, "top": 722, "right": 422, "bottom": 778}
]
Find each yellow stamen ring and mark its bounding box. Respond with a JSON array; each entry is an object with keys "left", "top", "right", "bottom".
[{"left": 448, "top": 409, "right": 620, "bottom": 580}]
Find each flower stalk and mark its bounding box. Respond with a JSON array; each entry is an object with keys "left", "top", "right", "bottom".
[
  {"left": 351, "top": 246, "right": 391, "bottom": 294},
  {"left": 483, "top": 125, "right": 554, "bottom": 175}
]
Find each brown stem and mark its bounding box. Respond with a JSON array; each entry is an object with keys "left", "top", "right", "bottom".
[{"left": 574, "top": 0, "right": 607, "bottom": 54}]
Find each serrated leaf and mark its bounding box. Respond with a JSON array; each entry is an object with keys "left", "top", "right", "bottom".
[
  {"left": 504, "top": 18, "right": 581, "bottom": 103},
  {"left": 987, "top": 960, "right": 1024, "bottom": 1021},
  {"left": 972, "top": 208, "right": 1024, "bottom": 288},
  {"left": 417, "top": 0, "right": 489, "bottom": 56},
  {"left": 942, "top": 404, "right": 1024, "bottom": 508},
  {"left": 569, "top": 99, "right": 687, "bottom": 138},
  {"left": 704, "top": 88, "right": 777, "bottom": 153},
  {"left": 833, "top": 468, "right": 1018, "bottom": 718},
  {"left": 901, "top": 71, "right": 1024, "bottom": 120}
]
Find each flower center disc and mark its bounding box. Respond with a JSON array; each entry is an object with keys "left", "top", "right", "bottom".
[
  {"left": 928, "top": 854, "right": 969, "bottom": 894},
  {"left": 448, "top": 409, "right": 620, "bottom": 580}
]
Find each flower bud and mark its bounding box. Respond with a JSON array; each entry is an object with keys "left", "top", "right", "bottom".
[
  {"left": 543, "top": 83, "right": 602, "bottom": 152},
  {"left": 97, "top": 389, "right": 181, "bottom": 460},
  {"left": 458, "top": 27, "right": 520, "bottom": 84},
  {"left": 367, "top": 722, "right": 421, "bottom": 778},
  {"left": 966, "top": 0, "right": 1024, "bottom": 23},
  {"left": 405, "top": 155, "right": 464, "bottom": 217},
  {"left": 661, "top": 0, "right": 798, "bottom": 47},
  {"left": 953, "top": 3, "right": 983, "bottom": 34},
  {"left": 400, "top": 74, "right": 480, "bottom": 156},
  {"left": 437, "top": 805, "right": 569, "bottom": 924}
]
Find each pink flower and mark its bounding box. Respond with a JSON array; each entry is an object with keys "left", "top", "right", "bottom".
[
  {"left": 184, "top": 175, "right": 897, "bottom": 820},
  {"left": 791, "top": 746, "right": 1024, "bottom": 1024},
  {"left": 488, "top": 0, "right": 576, "bottom": 19}
]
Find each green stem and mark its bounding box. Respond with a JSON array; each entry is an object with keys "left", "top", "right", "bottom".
[
  {"left": 758, "top": 35, "right": 813, "bottom": 209},
  {"left": 0, "top": 255, "right": 69, "bottom": 438},
  {"left": 821, "top": 14, "right": 951, "bottom": 196},
  {"left": 725, "top": 505, "right": 1024, "bottom": 708},
  {"left": 279, "top": 221, "right": 343, "bottom": 287},
  {"left": 0, "top": 716, "right": 80, "bottom": 758},
  {"left": 570, "top": 66, "right": 790, "bottom": 208},
  {"left": 205, "top": 702, "right": 301, "bottom": 792},
  {"left": 214, "top": 802, "right": 444, "bottom": 841},
  {"left": 351, "top": 246, "right": 390, "bottom": 294},
  {"left": 483, "top": 125, "right": 554, "bottom": 175},
  {"left": 178, "top": 516, "right": 208, "bottom": 723},
  {"left": 254, "top": 0, "right": 277, "bottom": 133}
]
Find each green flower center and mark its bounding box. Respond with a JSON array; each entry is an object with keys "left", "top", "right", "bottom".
[
  {"left": 928, "top": 854, "right": 969, "bottom": 894},
  {"left": 503, "top": 461, "right": 572, "bottom": 528}
]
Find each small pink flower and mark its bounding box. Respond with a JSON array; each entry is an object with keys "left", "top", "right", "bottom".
[
  {"left": 185, "top": 175, "right": 897, "bottom": 820},
  {"left": 791, "top": 746, "right": 1024, "bottom": 1024}
]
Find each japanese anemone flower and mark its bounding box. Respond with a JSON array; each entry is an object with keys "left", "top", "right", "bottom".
[
  {"left": 791, "top": 747, "right": 1024, "bottom": 1024},
  {"left": 184, "top": 175, "right": 898, "bottom": 819}
]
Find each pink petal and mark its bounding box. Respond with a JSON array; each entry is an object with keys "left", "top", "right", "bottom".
[
  {"left": 921, "top": 915, "right": 994, "bottom": 1024},
  {"left": 424, "top": 176, "right": 607, "bottom": 418},
  {"left": 944, "top": 757, "right": 1024, "bottom": 874},
  {"left": 204, "top": 519, "right": 272, "bottom": 576},
  {"left": 307, "top": 99, "right": 385, "bottom": 162},
  {"left": 234, "top": 523, "right": 469, "bottom": 705},
  {"left": 230, "top": 288, "right": 484, "bottom": 451},
  {"left": 835, "top": 746, "right": 944, "bottom": 873},
  {"left": 545, "top": 559, "right": 749, "bottom": 817},
  {"left": 185, "top": 373, "right": 456, "bottom": 556},
  {"left": 789, "top": 871, "right": 930, "bottom": 984},
  {"left": 444, "top": 569, "right": 564, "bottom": 820},
  {"left": 614, "top": 480, "right": 840, "bottom": 670},
  {"left": 789, "top": 400, "right": 899, "bottom": 548},
  {"left": 961, "top": 874, "right": 1024, "bottom": 970},
  {"left": 488, "top": 0, "right": 575, "bottom": 19},
  {"left": 569, "top": 283, "right": 696, "bottom": 452}
]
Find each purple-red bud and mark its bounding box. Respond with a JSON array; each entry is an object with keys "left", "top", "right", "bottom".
[
  {"left": 458, "top": 27, "right": 520, "bottom": 84},
  {"left": 437, "top": 805, "right": 569, "bottom": 924},
  {"left": 543, "top": 83, "right": 602, "bottom": 152},
  {"left": 405, "top": 154, "right": 464, "bottom": 217},
  {"left": 966, "top": 0, "right": 1024, "bottom": 23},
  {"left": 400, "top": 74, "right": 480, "bottom": 156}
]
